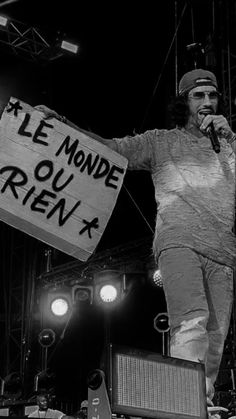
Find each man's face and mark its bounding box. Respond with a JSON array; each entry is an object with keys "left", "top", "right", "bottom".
[
  {"left": 37, "top": 395, "right": 48, "bottom": 410},
  {"left": 186, "top": 85, "right": 219, "bottom": 130}
]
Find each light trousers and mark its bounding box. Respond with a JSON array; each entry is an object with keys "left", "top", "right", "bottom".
[{"left": 159, "top": 248, "right": 234, "bottom": 399}]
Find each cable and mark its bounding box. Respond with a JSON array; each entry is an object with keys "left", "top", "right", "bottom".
[
  {"left": 174, "top": 0, "right": 178, "bottom": 96},
  {"left": 190, "top": 3, "right": 195, "bottom": 44},
  {"left": 139, "top": 1, "right": 188, "bottom": 132},
  {"left": 123, "top": 185, "right": 154, "bottom": 234},
  {"left": 226, "top": 0, "right": 232, "bottom": 127},
  {"left": 124, "top": 5, "right": 189, "bottom": 237}
]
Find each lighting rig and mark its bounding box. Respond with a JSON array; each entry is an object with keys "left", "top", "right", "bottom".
[
  {"left": 0, "top": 14, "right": 79, "bottom": 62},
  {"left": 37, "top": 237, "right": 153, "bottom": 324}
]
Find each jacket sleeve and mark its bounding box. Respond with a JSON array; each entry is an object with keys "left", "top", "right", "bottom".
[{"left": 113, "top": 129, "right": 161, "bottom": 171}]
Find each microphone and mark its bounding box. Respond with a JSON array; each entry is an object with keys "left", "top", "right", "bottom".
[{"left": 207, "top": 122, "right": 221, "bottom": 153}]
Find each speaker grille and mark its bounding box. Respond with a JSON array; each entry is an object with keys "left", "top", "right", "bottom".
[
  {"left": 116, "top": 354, "right": 200, "bottom": 416},
  {"left": 109, "top": 346, "right": 207, "bottom": 419}
]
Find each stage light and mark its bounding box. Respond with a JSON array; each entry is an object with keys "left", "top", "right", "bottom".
[
  {"left": 0, "top": 16, "right": 8, "bottom": 27},
  {"left": 93, "top": 270, "right": 126, "bottom": 307},
  {"left": 50, "top": 297, "right": 69, "bottom": 316},
  {"left": 60, "top": 40, "right": 79, "bottom": 54},
  {"left": 153, "top": 269, "right": 163, "bottom": 287},
  {"left": 147, "top": 263, "right": 163, "bottom": 288},
  {"left": 153, "top": 312, "right": 170, "bottom": 356},
  {"left": 99, "top": 284, "right": 118, "bottom": 303},
  {"left": 72, "top": 284, "right": 93, "bottom": 304},
  {"left": 39, "top": 286, "right": 73, "bottom": 324},
  {"left": 153, "top": 312, "right": 169, "bottom": 333},
  {"left": 38, "top": 328, "right": 56, "bottom": 348}
]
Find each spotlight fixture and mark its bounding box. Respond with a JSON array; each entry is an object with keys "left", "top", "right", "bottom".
[
  {"left": 0, "top": 16, "right": 8, "bottom": 27},
  {"left": 72, "top": 284, "right": 93, "bottom": 304},
  {"left": 50, "top": 297, "right": 69, "bottom": 317},
  {"left": 39, "top": 286, "right": 73, "bottom": 324},
  {"left": 60, "top": 40, "right": 79, "bottom": 54},
  {"left": 99, "top": 284, "right": 118, "bottom": 303},
  {"left": 147, "top": 264, "right": 163, "bottom": 288},
  {"left": 93, "top": 270, "right": 126, "bottom": 307},
  {"left": 153, "top": 312, "right": 170, "bottom": 356},
  {"left": 153, "top": 312, "right": 169, "bottom": 333},
  {"left": 152, "top": 269, "right": 163, "bottom": 287},
  {"left": 38, "top": 328, "right": 56, "bottom": 348}
]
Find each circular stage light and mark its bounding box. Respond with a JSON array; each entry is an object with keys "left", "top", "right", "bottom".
[
  {"left": 153, "top": 312, "right": 170, "bottom": 333},
  {"left": 38, "top": 328, "right": 56, "bottom": 347},
  {"left": 153, "top": 269, "right": 163, "bottom": 287},
  {"left": 99, "top": 284, "right": 118, "bottom": 303},
  {"left": 50, "top": 297, "right": 69, "bottom": 316}
]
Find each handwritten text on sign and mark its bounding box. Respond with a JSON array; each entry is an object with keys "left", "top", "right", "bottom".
[{"left": 0, "top": 98, "right": 128, "bottom": 261}]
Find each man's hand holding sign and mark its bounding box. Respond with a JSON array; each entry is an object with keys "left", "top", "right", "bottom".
[{"left": 0, "top": 98, "right": 127, "bottom": 261}]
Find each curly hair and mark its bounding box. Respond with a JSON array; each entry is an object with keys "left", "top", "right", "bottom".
[{"left": 168, "top": 93, "right": 228, "bottom": 129}]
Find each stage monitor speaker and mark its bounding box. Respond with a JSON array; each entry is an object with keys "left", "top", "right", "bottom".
[{"left": 108, "top": 344, "right": 207, "bottom": 419}]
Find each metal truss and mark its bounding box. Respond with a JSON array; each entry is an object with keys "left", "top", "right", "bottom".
[
  {"left": 0, "top": 18, "right": 63, "bottom": 61},
  {"left": 0, "top": 225, "right": 38, "bottom": 398},
  {"left": 39, "top": 236, "right": 154, "bottom": 290}
]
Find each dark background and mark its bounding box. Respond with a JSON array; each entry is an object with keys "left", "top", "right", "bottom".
[{"left": 0, "top": 0, "right": 235, "bottom": 410}]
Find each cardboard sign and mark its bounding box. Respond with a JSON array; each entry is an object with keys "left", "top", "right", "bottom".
[{"left": 0, "top": 98, "right": 128, "bottom": 261}]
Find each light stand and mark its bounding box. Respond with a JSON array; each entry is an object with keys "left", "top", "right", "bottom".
[{"left": 153, "top": 312, "right": 170, "bottom": 356}]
